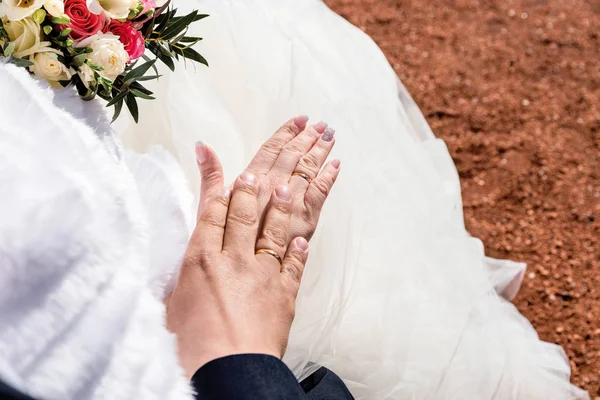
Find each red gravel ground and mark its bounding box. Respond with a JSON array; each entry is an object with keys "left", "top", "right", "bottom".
[{"left": 325, "top": 0, "right": 600, "bottom": 395}]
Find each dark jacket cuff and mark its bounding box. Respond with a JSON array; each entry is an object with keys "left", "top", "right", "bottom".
[{"left": 191, "top": 354, "right": 304, "bottom": 399}]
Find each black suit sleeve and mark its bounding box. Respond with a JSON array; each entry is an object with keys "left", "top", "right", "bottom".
[
  {"left": 191, "top": 354, "right": 354, "bottom": 400},
  {"left": 191, "top": 354, "right": 304, "bottom": 399}
]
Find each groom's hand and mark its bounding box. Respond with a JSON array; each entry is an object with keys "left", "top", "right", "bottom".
[
  {"left": 195, "top": 116, "right": 340, "bottom": 243},
  {"left": 168, "top": 161, "right": 312, "bottom": 379}
]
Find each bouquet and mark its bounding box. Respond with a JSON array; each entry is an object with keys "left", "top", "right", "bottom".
[{"left": 0, "top": 0, "right": 207, "bottom": 122}]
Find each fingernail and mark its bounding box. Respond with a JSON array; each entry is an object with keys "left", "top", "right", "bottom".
[
  {"left": 331, "top": 159, "right": 341, "bottom": 169},
  {"left": 313, "top": 121, "right": 328, "bottom": 134},
  {"left": 295, "top": 237, "right": 309, "bottom": 251},
  {"left": 293, "top": 115, "right": 309, "bottom": 129},
  {"left": 195, "top": 141, "right": 207, "bottom": 164},
  {"left": 323, "top": 127, "right": 335, "bottom": 142},
  {"left": 275, "top": 185, "right": 292, "bottom": 201},
  {"left": 240, "top": 171, "right": 257, "bottom": 186}
]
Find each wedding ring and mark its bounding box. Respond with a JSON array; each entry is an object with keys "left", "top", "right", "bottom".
[
  {"left": 292, "top": 172, "right": 312, "bottom": 183},
  {"left": 255, "top": 248, "right": 283, "bottom": 265}
]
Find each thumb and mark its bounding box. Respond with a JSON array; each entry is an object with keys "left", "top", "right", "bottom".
[{"left": 196, "top": 141, "right": 224, "bottom": 219}]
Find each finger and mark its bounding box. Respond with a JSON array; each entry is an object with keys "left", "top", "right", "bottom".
[
  {"left": 255, "top": 185, "right": 293, "bottom": 271},
  {"left": 196, "top": 142, "right": 224, "bottom": 220},
  {"left": 246, "top": 115, "right": 309, "bottom": 175},
  {"left": 223, "top": 171, "right": 260, "bottom": 255},
  {"left": 269, "top": 121, "right": 328, "bottom": 181},
  {"left": 194, "top": 187, "right": 232, "bottom": 253},
  {"left": 304, "top": 159, "right": 341, "bottom": 218},
  {"left": 290, "top": 126, "right": 336, "bottom": 193},
  {"left": 280, "top": 237, "right": 309, "bottom": 294}
]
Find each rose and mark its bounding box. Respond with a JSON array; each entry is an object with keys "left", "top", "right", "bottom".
[
  {"left": 0, "top": 2, "right": 6, "bottom": 18},
  {"left": 30, "top": 52, "right": 72, "bottom": 85},
  {"left": 43, "top": 0, "right": 64, "bottom": 17},
  {"left": 3, "top": 17, "right": 55, "bottom": 58},
  {"left": 102, "top": 20, "right": 144, "bottom": 60},
  {"left": 60, "top": 0, "right": 105, "bottom": 42},
  {"left": 138, "top": 0, "right": 154, "bottom": 14},
  {"left": 3, "top": 0, "right": 45, "bottom": 21},
  {"left": 87, "top": 0, "right": 132, "bottom": 19},
  {"left": 76, "top": 32, "right": 129, "bottom": 81}
]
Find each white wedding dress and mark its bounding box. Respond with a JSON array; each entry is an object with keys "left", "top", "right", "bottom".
[{"left": 112, "top": 0, "right": 589, "bottom": 399}]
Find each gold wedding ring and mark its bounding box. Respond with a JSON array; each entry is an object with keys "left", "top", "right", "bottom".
[
  {"left": 255, "top": 248, "right": 283, "bottom": 265},
  {"left": 292, "top": 172, "right": 312, "bottom": 183}
]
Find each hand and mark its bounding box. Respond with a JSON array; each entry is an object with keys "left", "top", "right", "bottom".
[
  {"left": 167, "top": 173, "right": 308, "bottom": 379},
  {"left": 167, "top": 117, "right": 341, "bottom": 379},
  {"left": 196, "top": 116, "right": 340, "bottom": 242}
]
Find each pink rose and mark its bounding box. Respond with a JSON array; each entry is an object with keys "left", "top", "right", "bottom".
[
  {"left": 61, "top": 0, "right": 106, "bottom": 41},
  {"left": 103, "top": 20, "right": 145, "bottom": 61},
  {"left": 139, "top": 0, "right": 156, "bottom": 14}
]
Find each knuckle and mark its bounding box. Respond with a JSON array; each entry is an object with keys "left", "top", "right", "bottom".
[
  {"left": 312, "top": 178, "right": 330, "bottom": 198},
  {"left": 261, "top": 225, "right": 288, "bottom": 248},
  {"left": 298, "top": 153, "right": 320, "bottom": 173},
  {"left": 229, "top": 205, "right": 258, "bottom": 226},
  {"left": 200, "top": 203, "right": 225, "bottom": 225},
  {"left": 283, "top": 142, "right": 306, "bottom": 157},
  {"left": 201, "top": 210, "right": 223, "bottom": 229},
  {"left": 201, "top": 167, "right": 222, "bottom": 185},
  {"left": 283, "top": 259, "right": 304, "bottom": 283},
  {"left": 280, "top": 124, "right": 298, "bottom": 137},
  {"left": 260, "top": 139, "right": 285, "bottom": 157},
  {"left": 183, "top": 249, "right": 213, "bottom": 269}
]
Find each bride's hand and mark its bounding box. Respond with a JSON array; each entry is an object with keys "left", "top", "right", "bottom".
[
  {"left": 167, "top": 171, "right": 310, "bottom": 379},
  {"left": 196, "top": 116, "right": 340, "bottom": 242}
]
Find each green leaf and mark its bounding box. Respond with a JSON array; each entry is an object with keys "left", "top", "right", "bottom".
[
  {"left": 142, "top": 54, "right": 159, "bottom": 76},
  {"left": 71, "top": 53, "right": 88, "bottom": 67},
  {"left": 158, "top": 44, "right": 174, "bottom": 58},
  {"left": 8, "top": 57, "right": 34, "bottom": 68},
  {"left": 97, "top": 77, "right": 113, "bottom": 95},
  {"left": 178, "top": 46, "right": 208, "bottom": 66},
  {"left": 160, "top": 10, "right": 197, "bottom": 40},
  {"left": 122, "top": 58, "right": 156, "bottom": 85},
  {"left": 179, "top": 36, "right": 203, "bottom": 43},
  {"left": 125, "top": 93, "right": 139, "bottom": 123},
  {"left": 192, "top": 13, "right": 209, "bottom": 22},
  {"left": 153, "top": 7, "right": 174, "bottom": 34},
  {"left": 129, "top": 81, "right": 153, "bottom": 95},
  {"left": 135, "top": 74, "right": 162, "bottom": 81},
  {"left": 0, "top": 20, "right": 9, "bottom": 43},
  {"left": 111, "top": 99, "right": 124, "bottom": 123},
  {"left": 130, "top": 89, "right": 155, "bottom": 100},
  {"left": 147, "top": 43, "right": 175, "bottom": 71},
  {"left": 3, "top": 43, "right": 15, "bottom": 57},
  {"left": 106, "top": 89, "right": 129, "bottom": 107}
]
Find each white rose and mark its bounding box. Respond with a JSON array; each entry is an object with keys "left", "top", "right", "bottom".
[
  {"left": 43, "top": 0, "right": 64, "bottom": 17},
  {"left": 3, "top": 0, "right": 46, "bottom": 21},
  {"left": 3, "top": 17, "right": 55, "bottom": 58},
  {"left": 76, "top": 32, "right": 129, "bottom": 82},
  {"left": 87, "top": 0, "right": 132, "bottom": 19},
  {"left": 77, "top": 63, "right": 95, "bottom": 89},
  {"left": 0, "top": 2, "right": 6, "bottom": 18},
  {"left": 30, "top": 52, "right": 72, "bottom": 86}
]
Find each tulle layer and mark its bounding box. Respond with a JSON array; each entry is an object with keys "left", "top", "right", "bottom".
[{"left": 114, "top": 0, "right": 588, "bottom": 398}]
